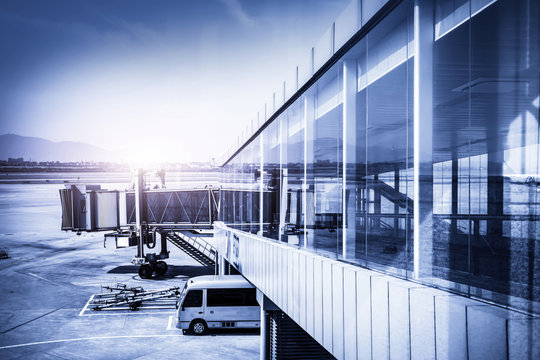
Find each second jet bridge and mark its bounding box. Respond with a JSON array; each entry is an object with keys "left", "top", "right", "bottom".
[
  {"left": 59, "top": 182, "right": 219, "bottom": 279},
  {"left": 60, "top": 186, "right": 219, "bottom": 232}
]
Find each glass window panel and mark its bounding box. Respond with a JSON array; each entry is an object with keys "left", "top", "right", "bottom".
[
  {"left": 431, "top": 0, "right": 540, "bottom": 314},
  {"left": 364, "top": 1, "right": 412, "bottom": 277},
  {"left": 469, "top": 0, "right": 540, "bottom": 311},
  {"left": 335, "top": 0, "right": 361, "bottom": 51},
  {"left": 263, "top": 120, "right": 281, "bottom": 240},
  {"left": 314, "top": 26, "right": 334, "bottom": 71},
  {"left": 471, "top": 0, "right": 497, "bottom": 15},
  {"left": 250, "top": 137, "right": 261, "bottom": 234},
  {"left": 233, "top": 156, "right": 242, "bottom": 229},
  {"left": 298, "top": 52, "right": 314, "bottom": 89},
  {"left": 283, "top": 99, "right": 306, "bottom": 247},
  {"left": 344, "top": 36, "right": 367, "bottom": 265},
  {"left": 432, "top": 0, "right": 471, "bottom": 292},
  {"left": 306, "top": 63, "right": 343, "bottom": 258},
  {"left": 362, "top": 0, "right": 388, "bottom": 26},
  {"left": 435, "top": 0, "right": 470, "bottom": 39}
]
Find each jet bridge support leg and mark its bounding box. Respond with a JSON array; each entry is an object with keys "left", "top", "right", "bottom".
[
  {"left": 132, "top": 169, "right": 170, "bottom": 279},
  {"left": 160, "top": 231, "right": 168, "bottom": 258}
]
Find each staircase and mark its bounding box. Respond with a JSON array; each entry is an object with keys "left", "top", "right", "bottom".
[
  {"left": 167, "top": 232, "right": 216, "bottom": 269},
  {"left": 374, "top": 179, "right": 413, "bottom": 211}
]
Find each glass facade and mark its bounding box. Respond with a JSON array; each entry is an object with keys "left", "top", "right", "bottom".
[
  {"left": 428, "top": 0, "right": 540, "bottom": 310},
  {"left": 220, "top": 0, "right": 540, "bottom": 314}
]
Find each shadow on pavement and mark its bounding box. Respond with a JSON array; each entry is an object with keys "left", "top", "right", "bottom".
[
  {"left": 184, "top": 328, "right": 260, "bottom": 337},
  {"left": 107, "top": 265, "right": 214, "bottom": 279}
]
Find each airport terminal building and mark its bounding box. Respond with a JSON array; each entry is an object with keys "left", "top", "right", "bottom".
[{"left": 214, "top": 0, "right": 540, "bottom": 358}]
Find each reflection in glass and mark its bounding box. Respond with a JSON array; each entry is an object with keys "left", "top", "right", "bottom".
[
  {"left": 283, "top": 100, "right": 306, "bottom": 247},
  {"left": 218, "top": 0, "right": 540, "bottom": 315},
  {"left": 263, "top": 120, "right": 281, "bottom": 240},
  {"left": 305, "top": 65, "right": 343, "bottom": 257},
  {"left": 430, "top": 0, "right": 540, "bottom": 312}
]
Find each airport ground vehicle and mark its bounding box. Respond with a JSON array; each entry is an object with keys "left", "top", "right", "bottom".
[{"left": 175, "top": 275, "right": 260, "bottom": 335}]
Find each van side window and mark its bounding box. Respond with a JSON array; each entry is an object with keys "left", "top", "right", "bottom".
[
  {"left": 207, "top": 288, "right": 258, "bottom": 307},
  {"left": 183, "top": 290, "right": 202, "bottom": 307}
]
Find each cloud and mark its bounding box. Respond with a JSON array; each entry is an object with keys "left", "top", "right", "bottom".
[{"left": 218, "top": 0, "right": 255, "bottom": 27}]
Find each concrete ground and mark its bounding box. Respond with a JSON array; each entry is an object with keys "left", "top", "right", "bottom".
[{"left": 0, "top": 232, "right": 260, "bottom": 359}]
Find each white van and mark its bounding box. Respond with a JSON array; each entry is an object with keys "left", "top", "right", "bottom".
[{"left": 175, "top": 275, "right": 260, "bottom": 335}]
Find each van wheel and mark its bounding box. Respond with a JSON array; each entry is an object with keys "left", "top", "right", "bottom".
[{"left": 190, "top": 319, "right": 207, "bottom": 335}]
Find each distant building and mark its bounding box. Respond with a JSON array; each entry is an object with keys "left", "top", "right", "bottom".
[
  {"left": 215, "top": 0, "right": 540, "bottom": 359},
  {"left": 7, "top": 157, "right": 24, "bottom": 165}
]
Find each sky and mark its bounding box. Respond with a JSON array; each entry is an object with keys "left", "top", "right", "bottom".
[{"left": 0, "top": 0, "right": 350, "bottom": 164}]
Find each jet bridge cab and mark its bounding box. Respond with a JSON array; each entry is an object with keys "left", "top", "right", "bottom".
[{"left": 175, "top": 275, "right": 260, "bottom": 335}]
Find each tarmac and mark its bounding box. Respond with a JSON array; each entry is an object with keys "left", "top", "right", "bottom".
[{"left": 0, "top": 231, "right": 260, "bottom": 359}]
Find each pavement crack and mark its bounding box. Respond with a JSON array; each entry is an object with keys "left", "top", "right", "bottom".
[{"left": 0, "top": 307, "right": 63, "bottom": 334}]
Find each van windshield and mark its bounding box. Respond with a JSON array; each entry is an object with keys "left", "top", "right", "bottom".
[
  {"left": 179, "top": 283, "right": 188, "bottom": 300},
  {"left": 182, "top": 290, "right": 203, "bottom": 307}
]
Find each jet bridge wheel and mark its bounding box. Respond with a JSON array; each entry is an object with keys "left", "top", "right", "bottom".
[
  {"left": 129, "top": 301, "right": 142, "bottom": 311},
  {"left": 154, "top": 261, "right": 168, "bottom": 276},
  {"left": 138, "top": 264, "right": 153, "bottom": 279}
]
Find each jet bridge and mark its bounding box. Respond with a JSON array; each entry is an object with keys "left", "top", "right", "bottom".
[
  {"left": 59, "top": 187, "right": 218, "bottom": 232},
  {"left": 59, "top": 170, "right": 219, "bottom": 279}
]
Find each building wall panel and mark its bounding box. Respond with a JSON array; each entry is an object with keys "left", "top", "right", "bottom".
[
  {"left": 279, "top": 246, "right": 285, "bottom": 312},
  {"left": 306, "top": 254, "right": 315, "bottom": 338},
  {"left": 356, "top": 269, "right": 372, "bottom": 360},
  {"left": 287, "top": 250, "right": 293, "bottom": 316},
  {"left": 435, "top": 295, "right": 469, "bottom": 360},
  {"left": 507, "top": 318, "right": 540, "bottom": 359},
  {"left": 214, "top": 223, "right": 540, "bottom": 360},
  {"left": 298, "top": 252, "right": 307, "bottom": 329},
  {"left": 313, "top": 257, "right": 324, "bottom": 343},
  {"left": 332, "top": 263, "right": 344, "bottom": 359},
  {"left": 388, "top": 280, "right": 411, "bottom": 360},
  {"left": 322, "top": 260, "right": 334, "bottom": 352},
  {"left": 371, "top": 275, "right": 389, "bottom": 360},
  {"left": 466, "top": 306, "right": 507, "bottom": 360},
  {"left": 343, "top": 267, "right": 357, "bottom": 359},
  {"left": 292, "top": 252, "right": 300, "bottom": 323},
  {"left": 410, "top": 288, "right": 436, "bottom": 359}
]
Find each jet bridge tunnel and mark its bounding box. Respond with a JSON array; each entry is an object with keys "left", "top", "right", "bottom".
[{"left": 59, "top": 182, "right": 220, "bottom": 278}]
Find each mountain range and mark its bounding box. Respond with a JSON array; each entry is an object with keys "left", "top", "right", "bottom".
[{"left": 0, "top": 134, "right": 118, "bottom": 162}]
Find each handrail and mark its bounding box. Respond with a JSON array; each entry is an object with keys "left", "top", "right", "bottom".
[{"left": 168, "top": 232, "right": 216, "bottom": 263}]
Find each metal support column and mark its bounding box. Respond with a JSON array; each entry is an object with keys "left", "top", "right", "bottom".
[
  {"left": 413, "top": 0, "right": 434, "bottom": 279},
  {"left": 304, "top": 92, "right": 315, "bottom": 249},
  {"left": 343, "top": 58, "right": 357, "bottom": 259},
  {"left": 218, "top": 254, "right": 226, "bottom": 275},
  {"left": 135, "top": 169, "right": 145, "bottom": 260},
  {"left": 160, "top": 231, "right": 168, "bottom": 257},
  {"left": 257, "top": 291, "right": 279, "bottom": 360},
  {"left": 260, "top": 308, "right": 269, "bottom": 360}
]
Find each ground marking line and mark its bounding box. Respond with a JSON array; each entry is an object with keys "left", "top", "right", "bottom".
[
  {"left": 166, "top": 316, "right": 182, "bottom": 331},
  {"left": 24, "top": 272, "right": 62, "bottom": 286},
  {"left": 0, "top": 308, "right": 63, "bottom": 334},
  {"left": 79, "top": 311, "right": 173, "bottom": 317},
  {"left": 78, "top": 295, "right": 94, "bottom": 317},
  {"left": 27, "top": 272, "right": 50, "bottom": 282},
  {"left": 0, "top": 334, "right": 183, "bottom": 350},
  {"left": 24, "top": 272, "right": 65, "bottom": 287}
]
